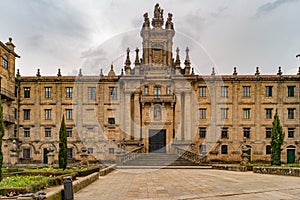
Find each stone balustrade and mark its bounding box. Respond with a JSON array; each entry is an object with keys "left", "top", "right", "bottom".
[
  {"left": 116, "top": 147, "right": 145, "bottom": 165},
  {"left": 174, "top": 147, "right": 207, "bottom": 164}
]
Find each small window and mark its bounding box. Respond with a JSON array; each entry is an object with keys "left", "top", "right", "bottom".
[
  {"left": 67, "top": 128, "right": 73, "bottom": 137},
  {"left": 221, "top": 145, "right": 228, "bottom": 154},
  {"left": 265, "top": 109, "right": 273, "bottom": 119},
  {"left": 24, "top": 87, "right": 31, "bottom": 98},
  {"left": 288, "top": 128, "right": 295, "bottom": 138},
  {"left": 66, "top": 109, "right": 73, "bottom": 120},
  {"left": 288, "top": 86, "right": 295, "bottom": 97},
  {"left": 67, "top": 148, "right": 73, "bottom": 158},
  {"left": 221, "top": 108, "right": 228, "bottom": 119},
  {"left": 266, "top": 128, "right": 271, "bottom": 138},
  {"left": 221, "top": 86, "right": 228, "bottom": 97},
  {"left": 266, "top": 86, "right": 272, "bottom": 97},
  {"left": 199, "top": 127, "right": 206, "bottom": 138},
  {"left": 144, "top": 86, "right": 149, "bottom": 94},
  {"left": 66, "top": 87, "right": 73, "bottom": 98},
  {"left": 45, "top": 128, "right": 51, "bottom": 137},
  {"left": 109, "top": 148, "right": 115, "bottom": 154},
  {"left": 199, "top": 144, "right": 206, "bottom": 154},
  {"left": 88, "top": 148, "right": 94, "bottom": 154},
  {"left": 221, "top": 128, "right": 228, "bottom": 138},
  {"left": 24, "top": 109, "right": 30, "bottom": 120},
  {"left": 199, "top": 86, "right": 206, "bottom": 97},
  {"left": 108, "top": 118, "right": 115, "bottom": 124},
  {"left": 243, "top": 128, "right": 250, "bottom": 138},
  {"left": 2, "top": 55, "right": 8, "bottom": 69},
  {"left": 166, "top": 86, "right": 171, "bottom": 95},
  {"left": 45, "top": 87, "right": 52, "bottom": 98},
  {"left": 24, "top": 128, "right": 30, "bottom": 137},
  {"left": 23, "top": 148, "right": 30, "bottom": 159},
  {"left": 88, "top": 87, "right": 96, "bottom": 100},
  {"left": 45, "top": 109, "right": 51, "bottom": 120},
  {"left": 154, "top": 86, "right": 161, "bottom": 97},
  {"left": 243, "top": 108, "right": 250, "bottom": 119},
  {"left": 199, "top": 108, "right": 206, "bottom": 119},
  {"left": 266, "top": 145, "right": 272, "bottom": 155},
  {"left": 109, "top": 87, "right": 117, "bottom": 100},
  {"left": 243, "top": 86, "right": 250, "bottom": 97},
  {"left": 288, "top": 108, "right": 295, "bottom": 119}
]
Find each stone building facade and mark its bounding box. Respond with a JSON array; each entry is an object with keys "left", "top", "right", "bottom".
[{"left": 1, "top": 4, "right": 300, "bottom": 165}]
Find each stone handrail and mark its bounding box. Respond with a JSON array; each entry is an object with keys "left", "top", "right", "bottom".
[
  {"left": 116, "top": 146, "right": 144, "bottom": 165},
  {"left": 174, "top": 147, "right": 207, "bottom": 164}
]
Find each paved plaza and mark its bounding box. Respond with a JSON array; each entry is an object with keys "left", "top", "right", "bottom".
[{"left": 75, "top": 169, "right": 300, "bottom": 200}]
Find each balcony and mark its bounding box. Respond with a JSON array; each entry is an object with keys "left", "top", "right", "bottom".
[
  {"left": 3, "top": 113, "right": 15, "bottom": 124},
  {"left": 140, "top": 94, "right": 176, "bottom": 103},
  {"left": 0, "top": 87, "right": 15, "bottom": 101}
]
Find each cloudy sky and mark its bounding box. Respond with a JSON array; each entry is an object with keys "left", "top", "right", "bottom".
[{"left": 1, "top": 0, "right": 300, "bottom": 76}]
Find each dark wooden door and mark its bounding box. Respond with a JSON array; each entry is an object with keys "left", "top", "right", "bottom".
[
  {"left": 149, "top": 130, "right": 166, "bottom": 153},
  {"left": 287, "top": 149, "right": 295, "bottom": 164},
  {"left": 43, "top": 148, "right": 48, "bottom": 164}
]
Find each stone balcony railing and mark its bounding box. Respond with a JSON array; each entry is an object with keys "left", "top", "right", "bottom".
[
  {"left": 116, "top": 146, "right": 145, "bottom": 165},
  {"left": 0, "top": 87, "right": 15, "bottom": 100},
  {"left": 140, "top": 94, "right": 176, "bottom": 103},
  {"left": 3, "top": 113, "right": 15, "bottom": 123}
]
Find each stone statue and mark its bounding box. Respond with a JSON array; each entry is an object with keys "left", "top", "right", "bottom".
[
  {"left": 166, "top": 13, "right": 174, "bottom": 29},
  {"left": 154, "top": 4, "right": 160, "bottom": 18},
  {"left": 143, "top": 12, "right": 150, "bottom": 28},
  {"left": 241, "top": 138, "right": 250, "bottom": 165}
]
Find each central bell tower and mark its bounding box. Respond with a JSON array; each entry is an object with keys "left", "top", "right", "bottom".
[{"left": 140, "top": 4, "right": 175, "bottom": 67}]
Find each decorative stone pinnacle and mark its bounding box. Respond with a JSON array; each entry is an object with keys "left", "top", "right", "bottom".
[
  {"left": 233, "top": 67, "right": 237, "bottom": 75},
  {"left": 121, "top": 69, "right": 124, "bottom": 75},
  {"left": 125, "top": 48, "right": 131, "bottom": 65},
  {"left": 277, "top": 66, "right": 282, "bottom": 75},
  {"left": 185, "top": 47, "right": 190, "bottom": 63},
  {"left": 255, "top": 67, "right": 260, "bottom": 76},
  {"left": 57, "top": 68, "right": 61, "bottom": 77},
  {"left": 9, "top": 37, "right": 12, "bottom": 42},
  {"left": 191, "top": 68, "right": 194, "bottom": 75},
  {"left": 175, "top": 47, "right": 180, "bottom": 63},
  {"left": 78, "top": 68, "right": 82, "bottom": 76},
  {"left": 100, "top": 68, "right": 103, "bottom": 76},
  {"left": 211, "top": 67, "right": 216, "bottom": 76},
  {"left": 135, "top": 48, "right": 140, "bottom": 65},
  {"left": 36, "top": 69, "right": 41, "bottom": 77},
  {"left": 16, "top": 69, "right": 20, "bottom": 77},
  {"left": 298, "top": 67, "right": 300, "bottom": 75}
]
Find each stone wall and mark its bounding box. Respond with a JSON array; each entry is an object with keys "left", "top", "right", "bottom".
[{"left": 253, "top": 166, "right": 300, "bottom": 177}]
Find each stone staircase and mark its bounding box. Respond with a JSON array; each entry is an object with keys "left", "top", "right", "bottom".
[{"left": 123, "top": 153, "right": 200, "bottom": 166}]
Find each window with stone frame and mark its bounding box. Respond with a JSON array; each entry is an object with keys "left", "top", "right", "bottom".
[
  {"left": 24, "top": 128, "right": 30, "bottom": 137},
  {"left": 45, "top": 128, "right": 51, "bottom": 137},
  {"left": 166, "top": 86, "right": 171, "bottom": 95},
  {"left": 45, "top": 109, "right": 51, "bottom": 120},
  {"left": 199, "top": 127, "right": 206, "bottom": 138},
  {"left": 109, "top": 87, "right": 117, "bottom": 100},
  {"left": 24, "top": 109, "right": 30, "bottom": 120},
  {"left": 88, "top": 148, "right": 94, "bottom": 154},
  {"left": 66, "top": 109, "right": 73, "bottom": 120},
  {"left": 243, "top": 108, "right": 250, "bottom": 119},
  {"left": 23, "top": 148, "right": 30, "bottom": 159},
  {"left": 66, "top": 128, "right": 73, "bottom": 137},
  {"left": 144, "top": 86, "right": 149, "bottom": 94},
  {"left": 221, "top": 127, "right": 228, "bottom": 138},
  {"left": 109, "top": 148, "right": 115, "bottom": 154},
  {"left": 288, "top": 128, "right": 295, "bottom": 138},
  {"left": 288, "top": 86, "right": 295, "bottom": 97},
  {"left": 199, "top": 86, "right": 206, "bottom": 97},
  {"left": 2, "top": 55, "right": 8, "bottom": 68},
  {"left": 108, "top": 118, "right": 115, "bottom": 124},
  {"left": 66, "top": 87, "right": 73, "bottom": 98},
  {"left": 266, "top": 86, "right": 273, "bottom": 97},
  {"left": 265, "top": 108, "right": 273, "bottom": 119},
  {"left": 266, "top": 145, "right": 272, "bottom": 155},
  {"left": 243, "top": 86, "right": 250, "bottom": 97},
  {"left": 24, "top": 87, "right": 30, "bottom": 98},
  {"left": 221, "top": 108, "right": 228, "bottom": 119},
  {"left": 67, "top": 148, "right": 73, "bottom": 158},
  {"left": 199, "top": 108, "right": 206, "bottom": 119},
  {"left": 199, "top": 144, "right": 206, "bottom": 154},
  {"left": 221, "top": 86, "right": 228, "bottom": 97},
  {"left": 288, "top": 108, "right": 295, "bottom": 119},
  {"left": 243, "top": 128, "right": 250, "bottom": 138},
  {"left": 45, "top": 87, "right": 52, "bottom": 98},
  {"left": 266, "top": 128, "right": 271, "bottom": 138},
  {"left": 221, "top": 145, "right": 228, "bottom": 154},
  {"left": 88, "top": 87, "right": 96, "bottom": 100}
]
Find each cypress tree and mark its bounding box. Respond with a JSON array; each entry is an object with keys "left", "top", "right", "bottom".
[
  {"left": 271, "top": 109, "right": 285, "bottom": 166},
  {"left": 0, "top": 101, "right": 4, "bottom": 181},
  {"left": 58, "top": 115, "right": 68, "bottom": 170}
]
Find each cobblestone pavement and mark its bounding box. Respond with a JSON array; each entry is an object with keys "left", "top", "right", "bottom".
[{"left": 74, "top": 169, "right": 300, "bottom": 200}]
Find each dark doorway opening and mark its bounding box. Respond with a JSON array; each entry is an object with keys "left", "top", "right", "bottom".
[
  {"left": 149, "top": 130, "right": 166, "bottom": 153},
  {"left": 43, "top": 148, "right": 48, "bottom": 164}
]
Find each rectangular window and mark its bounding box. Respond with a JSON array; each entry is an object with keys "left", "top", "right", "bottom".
[
  {"left": 199, "top": 86, "right": 206, "bottom": 97},
  {"left": 66, "top": 87, "right": 73, "bottom": 98},
  {"left": 45, "top": 128, "right": 51, "bottom": 137},
  {"left": 23, "top": 148, "right": 30, "bottom": 159},
  {"left": 144, "top": 86, "right": 149, "bottom": 94},
  {"left": 266, "top": 145, "right": 272, "bottom": 155},
  {"left": 221, "top": 127, "right": 228, "bottom": 138},
  {"left": 221, "top": 108, "right": 228, "bottom": 119},
  {"left": 154, "top": 86, "right": 161, "bottom": 97},
  {"left": 221, "top": 145, "right": 228, "bottom": 154},
  {"left": 266, "top": 86, "right": 272, "bottom": 97},
  {"left": 243, "top": 128, "right": 250, "bottom": 138},
  {"left": 243, "top": 86, "right": 250, "bottom": 97},
  {"left": 66, "top": 109, "right": 73, "bottom": 120},
  {"left": 288, "top": 108, "right": 295, "bottom": 119},
  {"left": 109, "top": 148, "right": 115, "bottom": 154},
  {"left": 88, "top": 148, "right": 94, "bottom": 154},
  {"left": 266, "top": 128, "right": 271, "bottom": 138},
  {"left": 45, "top": 109, "right": 51, "bottom": 120},
  {"left": 24, "top": 109, "right": 30, "bottom": 120},
  {"left": 24, "top": 87, "right": 30, "bottom": 98},
  {"left": 243, "top": 108, "right": 250, "bottom": 119},
  {"left": 2, "top": 55, "right": 8, "bottom": 69},
  {"left": 265, "top": 108, "right": 273, "bottom": 119},
  {"left": 66, "top": 128, "right": 73, "bottom": 137},
  {"left": 67, "top": 148, "right": 73, "bottom": 158},
  {"left": 288, "top": 128, "right": 295, "bottom": 138},
  {"left": 109, "top": 87, "right": 117, "bottom": 100},
  {"left": 199, "top": 127, "right": 206, "bottom": 138},
  {"left": 166, "top": 86, "right": 171, "bottom": 95},
  {"left": 288, "top": 86, "right": 295, "bottom": 97},
  {"left": 45, "top": 87, "right": 52, "bottom": 98},
  {"left": 24, "top": 128, "right": 30, "bottom": 137},
  {"left": 88, "top": 87, "right": 96, "bottom": 100},
  {"left": 108, "top": 118, "right": 115, "bottom": 125},
  {"left": 200, "top": 144, "right": 206, "bottom": 154},
  {"left": 199, "top": 108, "right": 206, "bottom": 119},
  {"left": 221, "top": 86, "right": 228, "bottom": 97}
]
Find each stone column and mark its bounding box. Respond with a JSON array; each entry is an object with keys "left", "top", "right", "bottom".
[
  {"left": 134, "top": 92, "right": 141, "bottom": 140},
  {"left": 124, "top": 92, "right": 131, "bottom": 140}
]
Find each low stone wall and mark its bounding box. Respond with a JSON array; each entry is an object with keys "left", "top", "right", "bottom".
[
  {"left": 253, "top": 166, "right": 300, "bottom": 177},
  {"left": 212, "top": 164, "right": 247, "bottom": 172},
  {"left": 99, "top": 165, "right": 115, "bottom": 176}
]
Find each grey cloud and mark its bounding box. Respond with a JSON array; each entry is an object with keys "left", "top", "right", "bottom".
[{"left": 256, "top": 0, "right": 299, "bottom": 17}]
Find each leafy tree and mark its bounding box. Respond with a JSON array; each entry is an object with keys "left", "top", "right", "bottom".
[
  {"left": 58, "top": 115, "right": 68, "bottom": 170},
  {"left": 0, "top": 101, "right": 4, "bottom": 181},
  {"left": 271, "top": 109, "right": 285, "bottom": 166}
]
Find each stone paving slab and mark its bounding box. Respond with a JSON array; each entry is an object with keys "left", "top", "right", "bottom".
[{"left": 74, "top": 169, "right": 300, "bottom": 200}]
